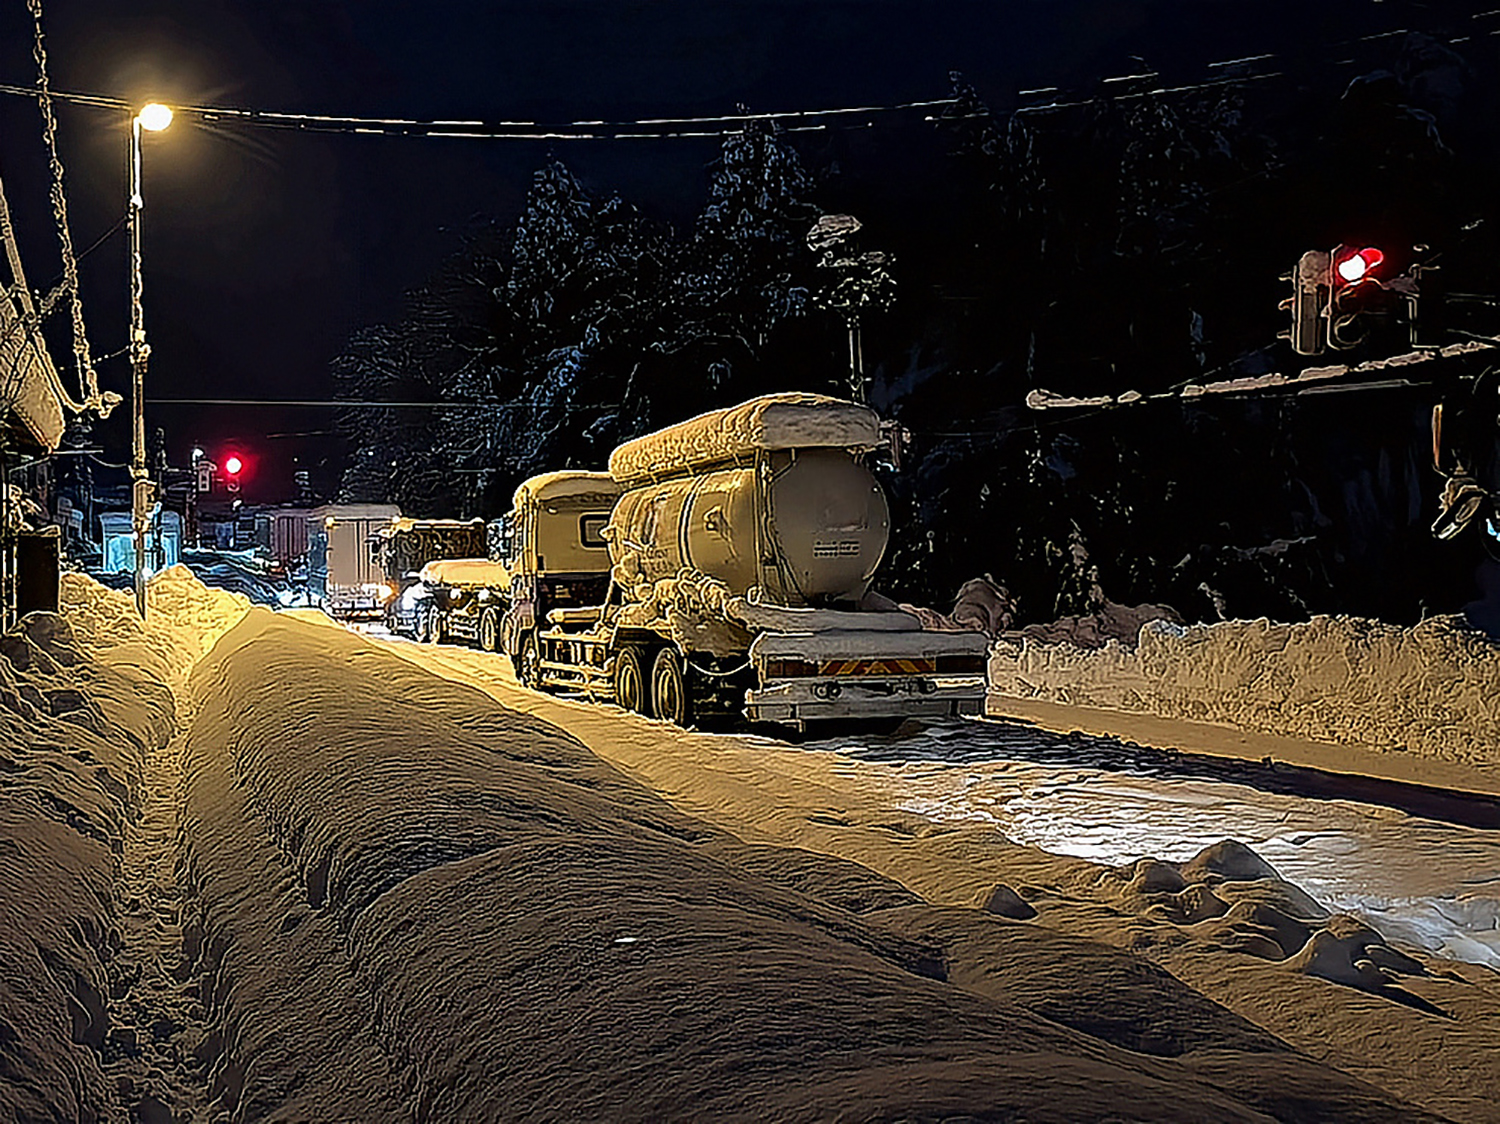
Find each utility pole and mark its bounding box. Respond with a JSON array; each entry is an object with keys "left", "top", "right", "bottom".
[{"left": 127, "top": 102, "right": 172, "bottom": 618}]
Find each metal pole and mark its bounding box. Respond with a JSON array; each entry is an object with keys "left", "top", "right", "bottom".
[
  {"left": 128, "top": 114, "right": 149, "bottom": 619},
  {"left": 847, "top": 318, "right": 865, "bottom": 404}
]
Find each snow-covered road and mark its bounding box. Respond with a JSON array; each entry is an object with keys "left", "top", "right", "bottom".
[
  {"left": 387, "top": 627, "right": 1500, "bottom": 970},
  {"left": 810, "top": 717, "right": 1500, "bottom": 967}
]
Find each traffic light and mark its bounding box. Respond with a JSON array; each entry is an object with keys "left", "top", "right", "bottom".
[
  {"left": 1280, "top": 243, "right": 1442, "bottom": 355},
  {"left": 1279, "top": 249, "right": 1331, "bottom": 355},
  {"left": 1327, "top": 244, "right": 1389, "bottom": 350},
  {"left": 224, "top": 453, "right": 244, "bottom": 493}
]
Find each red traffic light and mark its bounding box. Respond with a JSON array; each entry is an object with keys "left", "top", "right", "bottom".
[
  {"left": 1333, "top": 245, "right": 1384, "bottom": 285},
  {"left": 224, "top": 455, "right": 243, "bottom": 476}
]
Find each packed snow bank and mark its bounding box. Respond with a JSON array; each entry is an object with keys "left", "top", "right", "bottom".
[
  {"left": 0, "top": 571, "right": 251, "bottom": 1123},
  {"left": 0, "top": 612, "right": 173, "bottom": 1124},
  {"left": 990, "top": 612, "right": 1500, "bottom": 771},
  {"left": 410, "top": 640, "right": 1500, "bottom": 1123},
  {"left": 60, "top": 565, "right": 252, "bottom": 693},
  {"left": 174, "top": 610, "right": 1433, "bottom": 1122}
]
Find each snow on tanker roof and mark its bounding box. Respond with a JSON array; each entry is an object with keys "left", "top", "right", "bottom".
[
  {"left": 513, "top": 470, "right": 621, "bottom": 508},
  {"left": 608, "top": 393, "right": 882, "bottom": 488}
]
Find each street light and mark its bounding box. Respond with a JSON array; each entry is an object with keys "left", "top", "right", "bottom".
[{"left": 128, "top": 102, "right": 171, "bottom": 618}]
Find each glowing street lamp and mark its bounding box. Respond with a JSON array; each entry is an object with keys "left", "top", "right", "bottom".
[{"left": 128, "top": 102, "right": 172, "bottom": 618}]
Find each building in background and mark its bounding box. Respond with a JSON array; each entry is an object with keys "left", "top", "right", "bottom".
[{"left": 99, "top": 509, "right": 182, "bottom": 575}]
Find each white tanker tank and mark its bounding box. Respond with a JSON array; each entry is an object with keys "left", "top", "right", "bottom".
[
  {"left": 528, "top": 393, "right": 988, "bottom": 733},
  {"left": 606, "top": 405, "right": 890, "bottom": 608}
]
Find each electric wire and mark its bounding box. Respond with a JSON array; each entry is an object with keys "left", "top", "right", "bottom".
[
  {"left": 1, "top": 3, "right": 1494, "bottom": 142},
  {"left": 145, "top": 398, "right": 625, "bottom": 409}
]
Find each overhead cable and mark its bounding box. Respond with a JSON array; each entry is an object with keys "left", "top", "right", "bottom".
[{"left": 1, "top": 4, "right": 1494, "bottom": 142}]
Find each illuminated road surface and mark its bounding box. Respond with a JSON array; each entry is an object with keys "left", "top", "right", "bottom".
[{"left": 808, "top": 717, "right": 1500, "bottom": 968}]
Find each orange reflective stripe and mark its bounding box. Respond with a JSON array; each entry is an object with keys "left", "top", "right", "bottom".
[{"left": 815, "top": 658, "right": 937, "bottom": 677}]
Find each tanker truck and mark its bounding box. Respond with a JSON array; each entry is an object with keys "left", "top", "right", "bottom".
[{"left": 521, "top": 393, "right": 988, "bottom": 733}]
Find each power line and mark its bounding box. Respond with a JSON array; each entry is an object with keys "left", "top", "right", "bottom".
[
  {"left": 2, "top": 4, "right": 1494, "bottom": 142},
  {"left": 0, "top": 81, "right": 956, "bottom": 139},
  {"left": 145, "top": 398, "right": 623, "bottom": 408},
  {"left": 2, "top": 2, "right": 1488, "bottom": 142}
]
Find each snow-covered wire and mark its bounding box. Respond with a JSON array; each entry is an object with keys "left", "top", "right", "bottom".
[
  {"left": 1, "top": 5, "right": 1490, "bottom": 143},
  {"left": 145, "top": 398, "right": 624, "bottom": 408},
  {"left": 0, "top": 81, "right": 955, "bottom": 140}
]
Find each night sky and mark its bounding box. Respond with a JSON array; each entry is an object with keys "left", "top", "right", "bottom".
[{"left": 0, "top": 0, "right": 1481, "bottom": 498}]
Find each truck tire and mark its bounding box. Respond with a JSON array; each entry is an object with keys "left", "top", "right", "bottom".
[
  {"left": 478, "top": 607, "right": 500, "bottom": 653},
  {"left": 426, "top": 604, "right": 445, "bottom": 644},
  {"left": 413, "top": 603, "right": 431, "bottom": 643},
  {"left": 613, "top": 646, "right": 648, "bottom": 715},
  {"left": 650, "top": 647, "right": 692, "bottom": 727},
  {"left": 514, "top": 632, "right": 539, "bottom": 688}
]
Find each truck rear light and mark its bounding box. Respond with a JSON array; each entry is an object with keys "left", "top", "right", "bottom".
[
  {"left": 935, "top": 655, "right": 985, "bottom": 674},
  {"left": 765, "top": 658, "right": 817, "bottom": 678}
]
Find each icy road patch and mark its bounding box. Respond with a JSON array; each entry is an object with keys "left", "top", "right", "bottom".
[{"left": 817, "top": 718, "right": 1500, "bottom": 968}]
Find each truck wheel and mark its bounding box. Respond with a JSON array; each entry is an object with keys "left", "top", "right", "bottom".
[
  {"left": 479, "top": 607, "right": 500, "bottom": 653},
  {"left": 426, "top": 604, "right": 445, "bottom": 644},
  {"left": 414, "top": 603, "right": 431, "bottom": 643},
  {"left": 613, "top": 646, "right": 648, "bottom": 715},
  {"left": 514, "top": 632, "right": 539, "bottom": 688},
  {"left": 650, "top": 647, "right": 692, "bottom": 727}
]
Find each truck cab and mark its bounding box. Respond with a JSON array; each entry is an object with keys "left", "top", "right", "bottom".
[
  {"left": 496, "top": 471, "right": 620, "bottom": 682},
  {"left": 372, "top": 517, "right": 487, "bottom": 636}
]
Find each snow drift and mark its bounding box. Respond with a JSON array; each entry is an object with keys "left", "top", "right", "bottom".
[
  {"left": 990, "top": 612, "right": 1500, "bottom": 771},
  {"left": 177, "top": 611, "right": 1431, "bottom": 1122}
]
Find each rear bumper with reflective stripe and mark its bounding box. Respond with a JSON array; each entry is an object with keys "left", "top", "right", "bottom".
[{"left": 744, "top": 675, "right": 985, "bottom": 728}]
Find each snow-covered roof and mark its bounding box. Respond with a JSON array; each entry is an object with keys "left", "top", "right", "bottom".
[
  {"left": 608, "top": 393, "right": 882, "bottom": 488},
  {"left": 380, "top": 517, "right": 485, "bottom": 537},
  {"left": 513, "top": 471, "right": 620, "bottom": 509},
  {"left": 308, "top": 503, "right": 402, "bottom": 522},
  {"left": 1, "top": 289, "right": 65, "bottom": 451}
]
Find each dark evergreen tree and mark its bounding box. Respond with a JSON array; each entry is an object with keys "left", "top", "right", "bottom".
[{"left": 663, "top": 116, "right": 822, "bottom": 409}]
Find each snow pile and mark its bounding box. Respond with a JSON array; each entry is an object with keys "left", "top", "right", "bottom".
[
  {"left": 0, "top": 571, "right": 246, "bottom": 1122},
  {"left": 1007, "top": 598, "right": 1182, "bottom": 648},
  {"left": 0, "top": 613, "right": 173, "bottom": 1124},
  {"left": 1096, "top": 840, "right": 1429, "bottom": 992},
  {"left": 3, "top": 570, "right": 1483, "bottom": 1121},
  {"left": 60, "top": 565, "right": 251, "bottom": 692},
  {"left": 990, "top": 612, "right": 1500, "bottom": 770}
]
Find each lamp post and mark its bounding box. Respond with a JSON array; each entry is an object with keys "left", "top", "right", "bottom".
[{"left": 128, "top": 101, "right": 172, "bottom": 618}]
